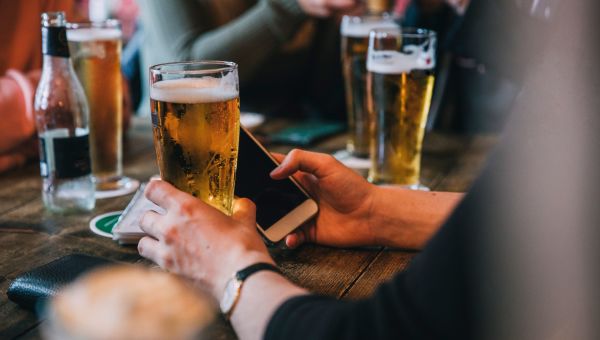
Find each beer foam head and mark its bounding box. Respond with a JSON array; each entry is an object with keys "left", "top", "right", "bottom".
[
  {"left": 341, "top": 19, "right": 397, "bottom": 38},
  {"left": 66, "top": 27, "right": 121, "bottom": 41},
  {"left": 367, "top": 45, "right": 435, "bottom": 74},
  {"left": 150, "top": 77, "right": 238, "bottom": 104}
]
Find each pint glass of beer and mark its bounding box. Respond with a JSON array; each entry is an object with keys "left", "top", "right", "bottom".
[
  {"left": 67, "top": 20, "right": 134, "bottom": 194},
  {"left": 364, "top": 0, "right": 394, "bottom": 14},
  {"left": 341, "top": 15, "right": 396, "bottom": 158},
  {"left": 367, "top": 28, "right": 436, "bottom": 188},
  {"left": 149, "top": 61, "right": 240, "bottom": 215}
]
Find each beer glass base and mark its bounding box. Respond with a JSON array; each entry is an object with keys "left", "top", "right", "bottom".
[
  {"left": 333, "top": 149, "right": 371, "bottom": 169},
  {"left": 94, "top": 176, "right": 140, "bottom": 199}
]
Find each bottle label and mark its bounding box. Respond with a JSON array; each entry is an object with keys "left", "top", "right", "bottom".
[
  {"left": 42, "top": 26, "right": 70, "bottom": 58},
  {"left": 39, "top": 133, "right": 91, "bottom": 179}
]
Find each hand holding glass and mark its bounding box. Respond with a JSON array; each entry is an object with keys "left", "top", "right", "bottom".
[{"left": 149, "top": 61, "right": 240, "bottom": 215}]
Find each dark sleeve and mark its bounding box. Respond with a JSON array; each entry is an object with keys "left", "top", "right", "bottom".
[
  {"left": 138, "top": 0, "right": 306, "bottom": 83},
  {"left": 263, "top": 139, "right": 513, "bottom": 340},
  {"left": 451, "top": 0, "right": 551, "bottom": 84},
  {"left": 265, "top": 182, "right": 487, "bottom": 339}
]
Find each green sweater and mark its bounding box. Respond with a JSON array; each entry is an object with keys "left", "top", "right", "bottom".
[{"left": 138, "top": 0, "right": 345, "bottom": 120}]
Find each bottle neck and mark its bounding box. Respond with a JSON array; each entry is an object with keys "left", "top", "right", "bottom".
[
  {"left": 41, "top": 54, "right": 75, "bottom": 74},
  {"left": 42, "top": 54, "right": 70, "bottom": 65},
  {"left": 41, "top": 25, "right": 70, "bottom": 58}
]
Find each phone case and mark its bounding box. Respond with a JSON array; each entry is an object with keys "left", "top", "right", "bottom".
[{"left": 7, "top": 254, "right": 116, "bottom": 314}]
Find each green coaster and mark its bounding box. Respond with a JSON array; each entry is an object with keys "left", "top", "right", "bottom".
[{"left": 89, "top": 211, "right": 123, "bottom": 238}]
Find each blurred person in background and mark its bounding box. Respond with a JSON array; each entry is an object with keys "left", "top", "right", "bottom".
[
  {"left": 137, "top": 0, "right": 365, "bottom": 121},
  {"left": 0, "top": 0, "right": 134, "bottom": 174},
  {"left": 403, "top": 0, "right": 544, "bottom": 134},
  {"left": 0, "top": 0, "right": 79, "bottom": 173}
]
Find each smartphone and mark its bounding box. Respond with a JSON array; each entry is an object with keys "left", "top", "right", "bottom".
[{"left": 235, "top": 126, "right": 318, "bottom": 243}]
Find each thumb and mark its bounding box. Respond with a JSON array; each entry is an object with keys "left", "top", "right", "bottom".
[
  {"left": 270, "top": 149, "right": 339, "bottom": 180},
  {"left": 232, "top": 198, "right": 256, "bottom": 226}
]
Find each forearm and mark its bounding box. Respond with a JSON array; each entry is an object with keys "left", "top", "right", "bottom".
[
  {"left": 0, "top": 71, "right": 36, "bottom": 153},
  {"left": 370, "top": 186, "right": 464, "bottom": 249},
  {"left": 230, "top": 271, "right": 307, "bottom": 340},
  {"left": 187, "top": 0, "right": 306, "bottom": 82},
  {"left": 141, "top": 0, "right": 306, "bottom": 83}
]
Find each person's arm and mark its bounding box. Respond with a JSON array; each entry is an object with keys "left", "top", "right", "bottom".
[
  {"left": 135, "top": 178, "right": 448, "bottom": 340},
  {"left": 0, "top": 69, "right": 39, "bottom": 173},
  {"left": 270, "top": 149, "right": 463, "bottom": 249},
  {"left": 265, "top": 189, "right": 472, "bottom": 340},
  {"left": 139, "top": 0, "right": 358, "bottom": 83},
  {"left": 239, "top": 207, "right": 467, "bottom": 340},
  {"left": 136, "top": 153, "right": 463, "bottom": 339},
  {"left": 369, "top": 185, "right": 463, "bottom": 248},
  {"left": 139, "top": 0, "right": 303, "bottom": 82},
  {"left": 136, "top": 180, "right": 307, "bottom": 340},
  {"left": 0, "top": 70, "right": 37, "bottom": 153}
]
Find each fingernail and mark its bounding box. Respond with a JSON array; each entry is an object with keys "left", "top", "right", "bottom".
[{"left": 270, "top": 167, "right": 280, "bottom": 176}]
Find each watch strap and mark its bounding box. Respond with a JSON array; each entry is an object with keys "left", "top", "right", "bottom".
[
  {"left": 235, "top": 262, "right": 281, "bottom": 281},
  {"left": 222, "top": 262, "right": 282, "bottom": 320}
]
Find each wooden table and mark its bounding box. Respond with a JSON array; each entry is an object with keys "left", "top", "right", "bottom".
[{"left": 0, "top": 117, "right": 496, "bottom": 339}]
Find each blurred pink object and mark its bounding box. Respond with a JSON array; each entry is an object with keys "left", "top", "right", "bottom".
[
  {"left": 113, "top": 0, "right": 139, "bottom": 42},
  {"left": 0, "top": 69, "right": 36, "bottom": 154},
  {"left": 393, "top": 0, "right": 411, "bottom": 16}
]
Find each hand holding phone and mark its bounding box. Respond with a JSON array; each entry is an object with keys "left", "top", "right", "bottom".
[
  {"left": 270, "top": 149, "right": 379, "bottom": 249},
  {"left": 235, "top": 127, "right": 318, "bottom": 243}
]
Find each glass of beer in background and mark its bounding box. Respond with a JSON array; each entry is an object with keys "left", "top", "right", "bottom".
[
  {"left": 341, "top": 15, "right": 397, "bottom": 158},
  {"left": 149, "top": 61, "right": 240, "bottom": 215},
  {"left": 67, "top": 20, "right": 135, "bottom": 195},
  {"left": 367, "top": 28, "right": 436, "bottom": 188},
  {"left": 364, "top": 0, "right": 395, "bottom": 14}
]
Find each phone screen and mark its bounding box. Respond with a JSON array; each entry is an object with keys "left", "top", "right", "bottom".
[{"left": 235, "top": 127, "right": 309, "bottom": 230}]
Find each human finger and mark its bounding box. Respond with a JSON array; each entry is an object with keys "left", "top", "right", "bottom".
[
  {"left": 232, "top": 198, "right": 256, "bottom": 226},
  {"left": 271, "top": 152, "right": 285, "bottom": 163},
  {"left": 270, "top": 149, "right": 340, "bottom": 180},
  {"left": 284, "top": 230, "right": 306, "bottom": 249},
  {"left": 138, "top": 236, "right": 161, "bottom": 263},
  {"left": 144, "top": 180, "right": 189, "bottom": 210},
  {"left": 271, "top": 152, "right": 318, "bottom": 194},
  {"left": 139, "top": 210, "right": 164, "bottom": 240}
]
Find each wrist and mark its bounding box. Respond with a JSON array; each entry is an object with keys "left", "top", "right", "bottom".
[
  {"left": 369, "top": 185, "right": 405, "bottom": 247},
  {"left": 220, "top": 262, "right": 283, "bottom": 320},
  {"left": 364, "top": 185, "right": 386, "bottom": 246},
  {"left": 227, "top": 269, "right": 307, "bottom": 338},
  {"left": 214, "top": 249, "right": 274, "bottom": 299}
]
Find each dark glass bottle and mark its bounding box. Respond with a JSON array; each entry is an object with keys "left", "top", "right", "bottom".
[{"left": 34, "top": 12, "right": 95, "bottom": 213}]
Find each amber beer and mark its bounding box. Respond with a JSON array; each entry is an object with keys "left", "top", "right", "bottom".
[
  {"left": 150, "top": 76, "right": 240, "bottom": 215},
  {"left": 365, "top": 0, "right": 394, "bottom": 14},
  {"left": 341, "top": 16, "right": 396, "bottom": 157},
  {"left": 367, "top": 29, "right": 436, "bottom": 187},
  {"left": 67, "top": 23, "right": 123, "bottom": 190}
]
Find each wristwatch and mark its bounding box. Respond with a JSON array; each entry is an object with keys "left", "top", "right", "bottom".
[{"left": 220, "top": 262, "right": 282, "bottom": 320}]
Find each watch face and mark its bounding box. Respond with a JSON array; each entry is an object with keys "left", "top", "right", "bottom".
[{"left": 220, "top": 278, "right": 242, "bottom": 314}]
